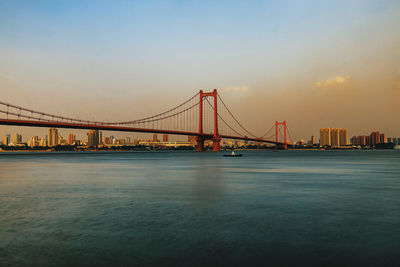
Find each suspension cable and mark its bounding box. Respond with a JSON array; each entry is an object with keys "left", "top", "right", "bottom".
[
  {"left": 286, "top": 124, "right": 294, "bottom": 143},
  {"left": 217, "top": 94, "right": 258, "bottom": 138},
  {"left": 259, "top": 124, "right": 275, "bottom": 138},
  {"left": 204, "top": 98, "right": 245, "bottom": 137},
  {"left": 0, "top": 92, "right": 199, "bottom": 126}
]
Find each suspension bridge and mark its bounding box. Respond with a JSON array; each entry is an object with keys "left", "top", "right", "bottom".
[{"left": 0, "top": 89, "right": 293, "bottom": 151}]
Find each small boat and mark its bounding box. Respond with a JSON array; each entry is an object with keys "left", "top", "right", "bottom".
[
  {"left": 395, "top": 145, "right": 400, "bottom": 150},
  {"left": 224, "top": 151, "right": 243, "bottom": 157}
]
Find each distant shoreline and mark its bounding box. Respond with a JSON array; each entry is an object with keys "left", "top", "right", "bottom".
[{"left": 0, "top": 147, "right": 396, "bottom": 153}]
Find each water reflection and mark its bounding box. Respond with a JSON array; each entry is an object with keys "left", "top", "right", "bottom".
[{"left": 192, "top": 157, "right": 224, "bottom": 209}]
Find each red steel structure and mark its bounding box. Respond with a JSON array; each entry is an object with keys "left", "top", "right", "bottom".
[
  {"left": 0, "top": 89, "right": 289, "bottom": 151},
  {"left": 196, "top": 89, "right": 221, "bottom": 151},
  {"left": 275, "top": 121, "right": 287, "bottom": 150}
]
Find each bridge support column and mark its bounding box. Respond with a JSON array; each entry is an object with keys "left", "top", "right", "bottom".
[
  {"left": 275, "top": 120, "right": 288, "bottom": 150},
  {"left": 196, "top": 136, "right": 205, "bottom": 152},
  {"left": 212, "top": 135, "right": 221, "bottom": 152}
]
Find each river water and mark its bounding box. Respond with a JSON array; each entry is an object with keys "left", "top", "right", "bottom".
[{"left": 0, "top": 150, "right": 399, "bottom": 266}]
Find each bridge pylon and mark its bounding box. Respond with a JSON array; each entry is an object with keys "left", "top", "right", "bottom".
[
  {"left": 275, "top": 120, "right": 287, "bottom": 150},
  {"left": 196, "top": 89, "right": 221, "bottom": 152},
  {"left": 195, "top": 136, "right": 205, "bottom": 152}
]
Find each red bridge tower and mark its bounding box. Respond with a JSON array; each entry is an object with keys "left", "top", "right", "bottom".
[
  {"left": 275, "top": 120, "right": 287, "bottom": 150},
  {"left": 196, "top": 89, "right": 221, "bottom": 152}
]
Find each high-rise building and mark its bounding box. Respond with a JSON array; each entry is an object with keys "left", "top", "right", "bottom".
[
  {"left": 355, "top": 136, "right": 361, "bottom": 146},
  {"left": 370, "top": 131, "right": 380, "bottom": 145},
  {"left": 39, "top": 138, "right": 47, "bottom": 147},
  {"left": 29, "top": 136, "right": 39, "bottom": 147},
  {"left": 153, "top": 134, "right": 159, "bottom": 142},
  {"left": 68, "top": 134, "right": 76, "bottom": 145},
  {"left": 359, "top": 136, "right": 366, "bottom": 146},
  {"left": 48, "top": 128, "right": 59, "bottom": 147},
  {"left": 379, "top": 133, "right": 386, "bottom": 144},
  {"left": 104, "top": 135, "right": 115, "bottom": 145},
  {"left": 351, "top": 136, "right": 355, "bottom": 145},
  {"left": 330, "top": 128, "right": 340, "bottom": 147},
  {"left": 320, "top": 128, "right": 348, "bottom": 147},
  {"left": 366, "top": 135, "right": 371, "bottom": 146},
  {"left": 87, "top": 130, "right": 100, "bottom": 147},
  {"left": 58, "top": 135, "right": 64, "bottom": 145},
  {"left": 352, "top": 131, "right": 387, "bottom": 146},
  {"left": 163, "top": 134, "right": 169, "bottom": 142},
  {"left": 388, "top": 137, "right": 400, "bottom": 145},
  {"left": 339, "top": 129, "right": 348, "bottom": 146},
  {"left": 320, "top": 128, "right": 331, "bottom": 146},
  {"left": 12, "top": 133, "right": 22, "bottom": 144},
  {"left": 309, "top": 136, "right": 315, "bottom": 145},
  {"left": 2, "top": 134, "right": 10, "bottom": 146}
]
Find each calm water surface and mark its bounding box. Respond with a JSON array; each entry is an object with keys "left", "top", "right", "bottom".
[{"left": 0, "top": 150, "right": 399, "bottom": 266}]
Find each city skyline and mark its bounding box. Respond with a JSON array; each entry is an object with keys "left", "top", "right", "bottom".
[
  {"left": 1, "top": 125, "right": 396, "bottom": 145},
  {"left": 2, "top": 127, "right": 399, "bottom": 149},
  {"left": 1, "top": 1, "right": 399, "bottom": 139}
]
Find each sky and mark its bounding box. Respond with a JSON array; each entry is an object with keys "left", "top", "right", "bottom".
[{"left": 1, "top": 0, "right": 399, "bottom": 142}]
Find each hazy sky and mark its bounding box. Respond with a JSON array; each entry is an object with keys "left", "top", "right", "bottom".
[{"left": 1, "top": 0, "right": 399, "bottom": 141}]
